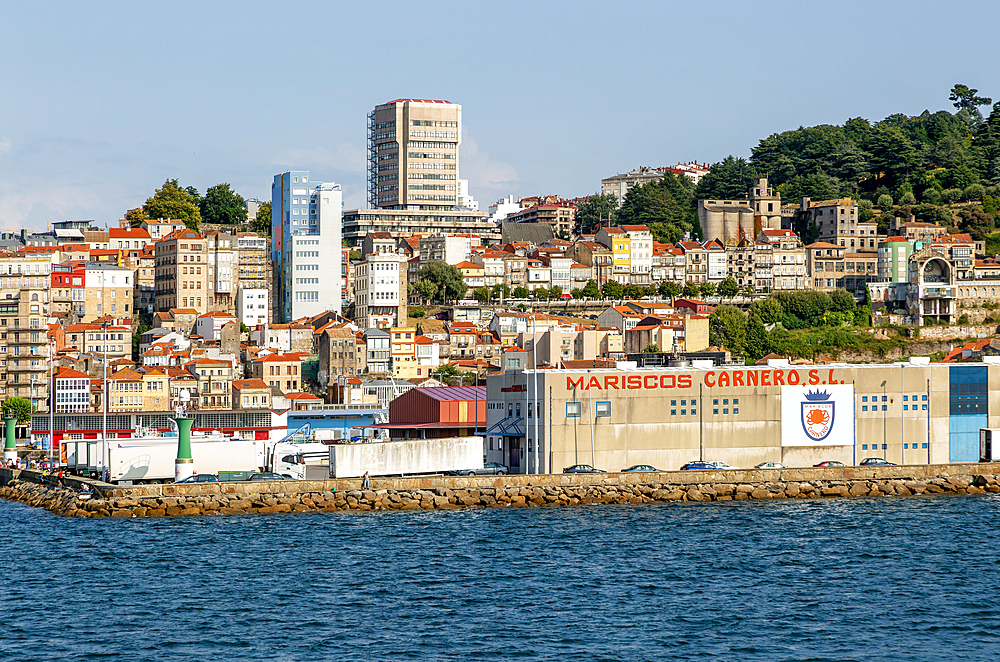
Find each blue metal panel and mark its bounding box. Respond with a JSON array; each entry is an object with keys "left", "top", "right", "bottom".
[
  {"left": 949, "top": 414, "right": 986, "bottom": 462},
  {"left": 949, "top": 365, "right": 988, "bottom": 462}
]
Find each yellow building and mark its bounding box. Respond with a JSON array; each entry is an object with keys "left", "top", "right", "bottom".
[
  {"left": 595, "top": 226, "right": 631, "bottom": 284},
  {"left": 141, "top": 369, "right": 170, "bottom": 411},
  {"left": 390, "top": 326, "right": 419, "bottom": 378}
]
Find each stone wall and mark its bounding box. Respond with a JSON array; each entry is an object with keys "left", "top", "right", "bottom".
[{"left": 3, "top": 463, "right": 1000, "bottom": 518}]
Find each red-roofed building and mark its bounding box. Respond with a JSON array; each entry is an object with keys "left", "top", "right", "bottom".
[{"left": 250, "top": 352, "right": 306, "bottom": 394}]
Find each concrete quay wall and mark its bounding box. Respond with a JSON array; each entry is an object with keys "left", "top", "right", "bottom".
[{"left": 2, "top": 463, "right": 1000, "bottom": 518}]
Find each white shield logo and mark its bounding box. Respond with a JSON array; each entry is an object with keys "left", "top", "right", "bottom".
[{"left": 801, "top": 401, "right": 834, "bottom": 441}]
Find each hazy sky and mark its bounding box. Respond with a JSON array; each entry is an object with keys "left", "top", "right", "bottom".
[{"left": 1, "top": 0, "right": 997, "bottom": 230}]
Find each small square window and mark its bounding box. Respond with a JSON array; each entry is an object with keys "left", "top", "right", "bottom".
[
  {"left": 671, "top": 410, "right": 676, "bottom": 416},
  {"left": 690, "top": 409, "right": 696, "bottom": 416},
  {"left": 733, "top": 408, "right": 739, "bottom": 415},
  {"left": 862, "top": 444, "right": 868, "bottom": 450},
  {"left": 862, "top": 406, "right": 868, "bottom": 412},
  {"left": 680, "top": 409, "right": 686, "bottom": 415},
  {"left": 882, "top": 444, "right": 887, "bottom": 450},
  {"left": 671, "top": 400, "right": 676, "bottom": 406},
  {"left": 733, "top": 398, "right": 739, "bottom": 405},
  {"left": 862, "top": 396, "right": 868, "bottom": 402},
  {"left": 882, "top": 396, "right": 887, "bottom": 402},
  {"left": 566, "top": 402, "right": 581, "bottom": 418},
  {"left": 681, "top": 400, "right": 687, "bottom": 406},
  {"left": 723, "top": 399, "right": 729, "bottom": 405},
  {"left": 903, "top": 405, "right": 908, "bottom": 411},
  {"left": 922, "top": 404, "right": 927, "bottom": 410},
  {"left": 922, "top": 395, "right": 927, "bottom": 401},
  {"left": 882, "top": 405, "right": 887, "bottom": 411},
  {"left": 723, "top": 409, "right": 729, "bottom": 415},
  {"left": 903, "top": 396, "right": 908, "bottom": 401},
  {"left": 922, "top": 443, "right": 928, "bottom": 448},
  {"left": 596, "top": 401, "right": 611, "bottom": 417},
  {"left": 713, "top": 408, "right": 719, "bottom": 415},
  {"left": 713, "top": 399, "right": 719, "bottom": 406}
]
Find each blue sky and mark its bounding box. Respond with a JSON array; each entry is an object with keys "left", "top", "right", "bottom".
[{"left": 1, "top": 0, "right": 997, "bottom": 230}]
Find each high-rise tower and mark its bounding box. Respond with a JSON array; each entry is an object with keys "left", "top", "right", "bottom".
[{"left": 368, "top": 99, "right": 462, "bottom": 211}]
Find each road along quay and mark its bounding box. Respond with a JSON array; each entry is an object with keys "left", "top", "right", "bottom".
[{"left": 2, "top": 463, "right": 999, "bottom": 518}]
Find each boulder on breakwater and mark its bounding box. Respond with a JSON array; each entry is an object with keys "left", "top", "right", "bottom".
[{"left": 1, "top": 469, "right": 998, "bottom": 518}]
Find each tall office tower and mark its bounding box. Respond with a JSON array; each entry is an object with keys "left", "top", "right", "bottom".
[
  {"left": 368, "top": 99, "right": 462, "bottom": 210},
  {"left": 271, "top": 171, "right": 343, "bottom": 322}
]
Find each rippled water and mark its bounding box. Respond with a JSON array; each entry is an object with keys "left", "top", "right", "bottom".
[{"left": 2, "top": 495, "right": 999, "bottom": 661}]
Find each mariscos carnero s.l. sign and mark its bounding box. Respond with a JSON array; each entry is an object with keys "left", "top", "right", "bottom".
[{"left": 567, "top": 369, "right": 846, "bottom": 391}]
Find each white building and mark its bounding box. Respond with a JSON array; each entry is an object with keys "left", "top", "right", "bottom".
[
  {"left": 236, "top": 287, "right": 269, "bottom": 328},
  {"left": 487, "top": 195, "right": 521, "bottom": 224},
  {"left": 456, "top": 179, "right": 479, "bottom": 211},
  {"left": 419, "top": 233, "right": 481, "bottom": 266},
  {"left": 354, "top": 254, "right": 407, "bottom": 329},
  {"left": 193, "top": 311, "right": 239, "bottom": 341},
  {"left": 271, "top": 170, "right": 343, "bottom": 322}
]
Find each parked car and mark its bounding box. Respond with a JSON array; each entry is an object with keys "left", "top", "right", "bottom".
[
  {"left": 755, "top": 462, "right": 787, "bottom": 469},
  {"left": 174, "top": 474, "right": 218, "bottom": 484},
  {"left": 621, "top": 464, "right": 659, "bottom": 473},
  {"left": 680, "top": 460, "right": 738, "bottom": 471},
  {"left": 446, "top": 462, "right": 510, "bottom": 476},
  {"left": 859, "top": 457, "right": 896, "bottom": 466},
  {"left": 563, "top": 464, "right": 606, "bottom": 473},
  {"left": 248, "top": 472, "right": 287, "bottom": 481},
  {"left": 813, "top": 461, "right": 845, "bottom": 467}
]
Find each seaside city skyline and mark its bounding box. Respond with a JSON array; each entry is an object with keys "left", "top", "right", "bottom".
[{"left": 2, "top": 0, "right": 998, "bottom": 230}]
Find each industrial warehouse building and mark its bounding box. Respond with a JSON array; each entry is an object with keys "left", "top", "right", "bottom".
[{"left": 484, "top": 359, "right": 994, "bottom": 474}]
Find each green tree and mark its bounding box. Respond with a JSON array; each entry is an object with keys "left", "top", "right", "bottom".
[
  {"left": 658, "top": 281, "right": 682, "bottom": 301},
  {"left": 473, "top": 287, "right": 490, "bottom": 304},
  {"left": 744, "top": 314, "right": 771, "bottom": 362},
  {"left": 580, "top": 279, "right": 600, "bottom": 299},
  {"left": 574, "top": 193, "right": 618, "bottom": 234},
  {"left": 348, "top": 249, "right": 363, "bottom": 261},
  {"left": 252, "top": 201, "right": 272, "bottom": 235},
  {"left": 623, "top": 284, "right": 643, "bottom": 300},
  {"left": 132, "top": 323, "right": 150, "bottom": 361},
  {"left": 549, "top": 285, "right": 563, "bottom": 299},
  {"left": 570, "top": 288, "right": 582, "bottom": 299},
  {"left": 643, "top": 343, "right": 660, "bottom": 353},
  {"left": 717, "top": 277, "right": 738, "bottom": 299},
  {"left": 142, "top": 179, "right": 202, "bottom": 231},
  {"left": 533, "top": 287, "right": 549, "bottom": 300},
  {"left": 695, "top": 156, "right": 756, "bottom": 200},
  {"left": 601, "top": 281, "right": 623, "bottom": 300},
  {"left": 513, "top": 286, "right": 530, "bottom": 299},
  {"left": 749, "top": 297, "right": 784, "bottom": 324},
  {"left": 950, "top": 83, "right": 993, "bottom": 122},
  {"left": 491, "top": 283, "right": 510, "bottom": 301},
  {"left": 417, "top": 260, "right": 467, "bottom": 302},
  {"left": 699, "top": 282, "right": 717, "bottom": 298},
  {"left": 125, "top": 208, "right": 147, "bottom": 228},
  {"left": 900, "top": 191, "right": 917, "bottom": 205},
  {"left": 617, "top": 172, "right": 696, "bottom": 243},
  {"left": 877, "top": 193, "right": 894, "bottom": 210},
  {"left": 200, "top": 183, "right": 247, "bottom": 226},
  {"left": 413, "top": 278, "right": 439, "bottom": 302},
  {"left": 1, "top": 396, "right": 32, "bottom": 424},
  {"left": 708, "top": 305, "right": 748, "bottom": 356},
  {"left": 681, "top": 282, "right": 700, "bottom": 298}
]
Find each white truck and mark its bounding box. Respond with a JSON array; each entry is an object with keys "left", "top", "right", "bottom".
[
  {"left": 66, "top": 434, "right": 262, "bottom": 484},
  {"left": 328, "top": 436, "right": 484, "bottom": 478}
]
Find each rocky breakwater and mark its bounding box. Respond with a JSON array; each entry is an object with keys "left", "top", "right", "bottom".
[{"left": 2, "top": 469, "right": 1000, "bottom": 517}]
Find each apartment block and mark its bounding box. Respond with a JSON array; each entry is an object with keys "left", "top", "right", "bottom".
[
  {"left": 368, "top": 99, "right": 462, "bottom": 210},
  {"left": 354, "top": 254, "right": 407, "bottom": 330}
]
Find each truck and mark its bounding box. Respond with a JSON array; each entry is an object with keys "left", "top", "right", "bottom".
[
  {"left": 328, "top": 436, "right": 484, "bottom": 478},
  {"left": 66, "top": 434, "right": 262, "bottom": 484}
]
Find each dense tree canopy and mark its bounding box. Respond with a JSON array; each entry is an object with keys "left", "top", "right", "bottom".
[
  {"left": 1, "top": 396, "right": 32, "bottom": 423},
  {"left": 415, "top": 260, "right": 467, "bottom": 303},
  {"left": 617, "top": 172, "right": 697, "bottom": 243},
  {"left": 252, "top": 201, "right": 272, "bottom": 236},
  {"left": 575, "top": 194, "right": 618, "bottom": 234},
  {"left": 142, "top": 179, "right": 202, "bottom": 231},
  {"left": 200, "top": 183, "right": 247, "bottom": 226}
]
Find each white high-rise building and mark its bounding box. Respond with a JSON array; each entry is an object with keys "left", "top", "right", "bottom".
[{"left": 271, "top": 171, "right": 343, "bottom": 322}]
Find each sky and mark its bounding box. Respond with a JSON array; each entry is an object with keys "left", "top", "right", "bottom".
[{"left": 1, "top": 0, "right": 998, "bottom": 231}]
